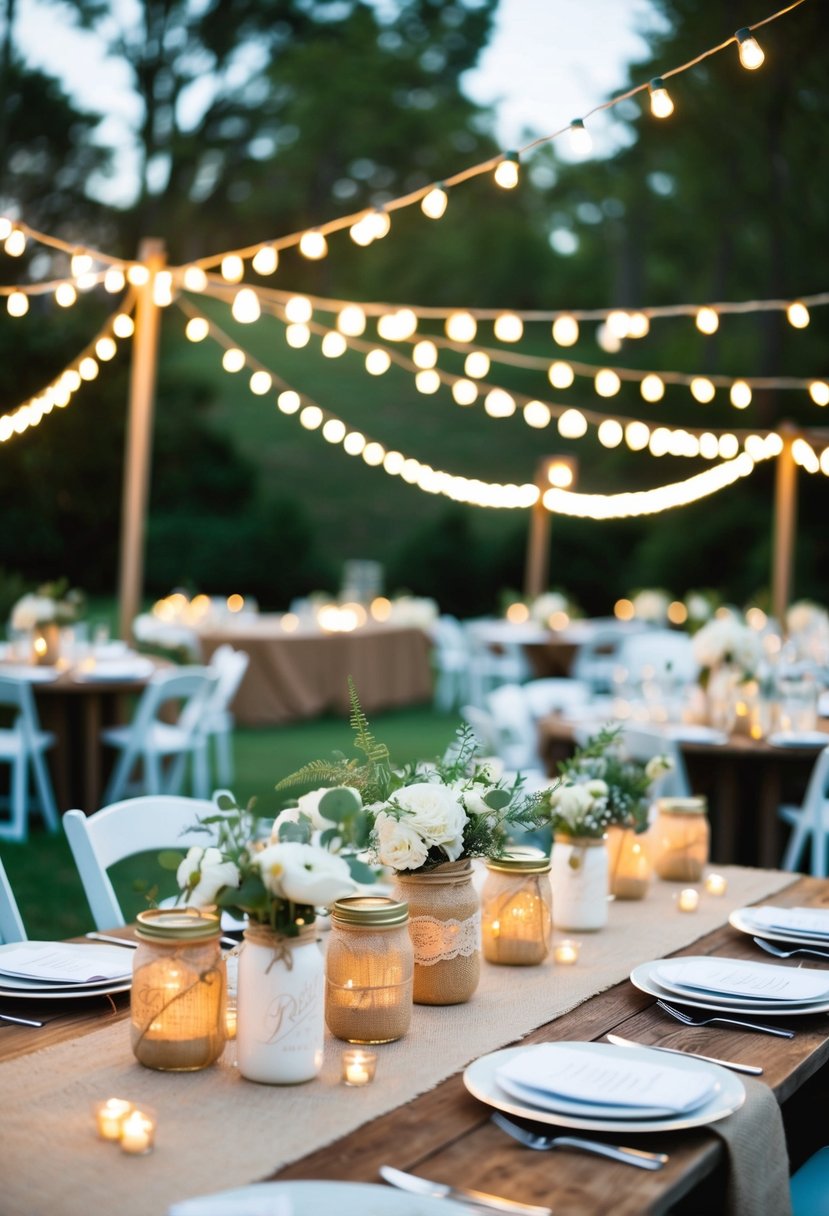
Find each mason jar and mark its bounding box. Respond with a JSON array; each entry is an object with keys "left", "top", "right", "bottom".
[
  {"left": 652, "top": 796, "right": 710, "bottom": 882},
  {"left": 481, "top": 848, "right": 553, "bottom": 965},
  {"left": 325, "top": 896, "right": 414, "bottom": 1043}
]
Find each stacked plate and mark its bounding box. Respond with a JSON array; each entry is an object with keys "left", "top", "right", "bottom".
[
  {"left": 0, "top": 941, "right": 132, "bottom": 1001},
  {"left": 630, "top": 954, "right": 829, "bottom": 1017},
  {"left": 731, "top": 904, "right": 829, "bottom": 950},
  {"left": 463, "top": 1040, "right": 745, "bottom": 1134}
]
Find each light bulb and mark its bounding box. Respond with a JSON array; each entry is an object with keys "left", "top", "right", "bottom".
[
  {"left": 523, "top": 400, "right": 551, "bottom": 428},
  {"left": 548, "top": 361, "right": 574, "bottom": 390},
  {"left": 299, "top": 229, "right": 328, "bottom": 260},
  {"left": 719, "top": 433, "right": 740, "bottom": 460},
  {"left": 55, "top": 283, "right": 77, "bottom": 308},
  {"left": 4, "top": 228, "right": 26, "bottom": 257},
  {"left": 222, "top": 348, "right": 245, "bottom": 373},
  {"left": 558, "top": 408, "right": 587, "bottom": 438},
  {"left": 95, "top": 336, "right": 117, "bottom": 361},
  {"left": 606, "top": 310, "right": 630, "bottom": 339},
  {"left": 736, "top": 27, "right": 764, "bottom": 70},
  {"left": 696, "top": 307, "right": 719, "bottom": 334},
  {"left": 626, "top": 312, "right": 650, "bottom": 338},
  {"left": 7, "top": 291, "right": 28, "bottom": 316},
  {"left": 71, "top": 252, "right": 93, "bottom": 277},
  {"left": 369, "top": 209, "right": 391, "bottom": 240},
  {"left": 299, "top": 405, "right": 323, "bottom": 430},
  {"left": 349, "top": 215, "right": 375, "bottom": 246},
  {"left": 568, "top": 119, "right": 592, "bottom": 157},
  {"left": 185, "top": 317, "right": 209, "bottom": 342},
  {"left": 78, "top": 356, "right": 98, "bottom": 381},
  {"left": 464, "top": 351, "right": 489, "bottom": 378},
  {"left": 337, "top": 305, "right": 366, "bottom": 336},
  {"left": 493, "top": 312, "right": 523, "bottom": 342},
  {"left": 322, "top": 418, "right": 346, "bottom": 444},
  {"left": 421, "top": 185, "right": 448, "bottom": 219},
  {"left": 285, "top": 323, "right": 310, "bottom": 348},
  {"left": 787, "top": 301, "right": 810, "bottom": 329},
  {"left": 625, "top": 421, "right": 650, "bottom": 450},
  {"left": 220, "top": 254, "right": 245, "bottom": 283},
  {"left": 104, "top": 267, "right": 126, "bottom": 293},
  {"left": 182, "top": 266, "right": 207, "bottom": 291},
  {"left": 415, "top": 369, "right": 440, "bottom": 394},
  {"left": 363, "top": 442, "right": 385, "bottom": 466},
  {"left": 0, "top": 218, "right": 11, "bottom": 240},
  {"left": 231, "top": 287, "right": 260, "bottom": 323},
  {"left": 547, "top": 460, "right": 574, "bottom": 489},
  {"left": 321, "top": 331, "right": 347, "bottom": 358},
  {"left": 252, "top": 245, "right": 279, "bottom": 275},
  {"left": 809, "top": 381, "right": 829, "bottom": 406},
  {"left": 249, "top": 371, "right": 272, "bottom": 395},
  {"left": 641, "top": 374, "right": 665, "bottom": 403},
  {"left": 412, "top": 340, "right": 437, "bottom": 369},
  {"left": 277, "top": 390, "right": 300, "bottom": 414},
  {"left": 152, "top": 270, "right": 173, "bottom": 306},
  {"left": 343, "top": 431, "right": 365, "bottom": 455},
  {"left": 649, "top": 77, "right": 674, "bottom": 119},
  {"left": 126, "top": 264, "right": 150, "bottom": 286},
  {"left": 494, "top": 152, "right": 519, "bottom": 189},
  {"left": 285, "top": 295, "right": 312, "bottom": 323},
  {"left": 699, "top": 432, "right": 719, "bottom": 459},
  {"left": 445, "top": 311, "right": 477, "bottom": 343},
  {"left": 452, "top": 379, "right": 478, "bottom": 406},
  {"left": 730, "top": 380, "right": 752, "bottom": 409},
  {"left": 595, "top": 368, "right": 621, "bottom": 397},
  {"left": 484, "top": 389, "right": 516, "bottom": 418},
  {"left": 552, "top": 315, "right": 579, "bottom": 346},
  {"left": 365, "top": 349, "right": 391, "bottom": 376},
  {"left": 596, "top": 322, "right": 622, "bottom": 353},
  {"left": 690, "top": 377, "right": 715, "bottom": 403},
  {"left": 113, "top": 314, "right": 134, "bottom": 338},
  {"left": 61, "top": 369, "right": 81, "bottom": 391}
]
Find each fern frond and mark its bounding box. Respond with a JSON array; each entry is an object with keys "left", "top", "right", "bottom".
[
  {"left": 275, "top": 758, "right": 359, "bottom": 792},
  {"left": 347, "top": 676, "right": 390, "bottom": 769}
]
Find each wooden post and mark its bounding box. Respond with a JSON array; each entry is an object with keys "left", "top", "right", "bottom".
[
  {"left": 117, "top": 239, "right": 166, "bottom": 641},
  {"left": 771, "top": 425, "right": 797, "bottom": 628},
  {"left": 524, "top": 456, "right": 577, "bottom": 600}
]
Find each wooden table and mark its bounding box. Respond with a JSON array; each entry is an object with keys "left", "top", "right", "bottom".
[
  {"left": 538, "top": 715, "right": 828, "bottom": 868},
  {"left": 2, "top": 876, "right": 828, "bottom": 1214}
]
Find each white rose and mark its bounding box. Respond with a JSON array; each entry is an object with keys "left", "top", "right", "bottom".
[
  {"left": 391, "top": 782, "right": 467, "bottom": 860},
  {"left": 176, "top": 845, "right": 240, "bottom": 907},
  {"left": 552, "top": 783, "right": 596, "bottom": 823},
  {"left": 374, "top": 811, "right": 431, "bottom": 870},
  {"left": 10, "top": 594, "right": 57, "bottom": 631},
  {"left": 452, "top": 782, "right": 493, "bottom": 820},
  {"left": 685, "top": 593, "right": 712, "bottom": 622},
  {"left": 584, "top": 779, "right": 609, "bottom": 799},
  {"left": 646, "top": 755, "right": 673, "bottom": 781},
  {"left": 255, "top": 841, "right": 355, "bottom": 905}
]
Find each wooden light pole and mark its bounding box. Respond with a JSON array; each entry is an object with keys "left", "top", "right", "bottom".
[
  {"left": 117, "top": 239, "right": 166, "bottom": 641},
  {"left": 524, "top": 455, "right": 578, "bottom": 601},
  {"left": 771, "top": 423, "right": 798, "bottom": 628}
]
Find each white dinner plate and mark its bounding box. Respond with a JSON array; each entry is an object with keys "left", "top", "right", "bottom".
[
  {"left": 766, "top": 731, "right": 828, "bottom": 749},
  {"left": 0, "top": 664, "right": 61, "bottom": 682},
  {"left": 0, "top": 970, "right": 131, "bottom": 991},
  {"left": 0, "top": 979, "right": 131, "bottom": 1001},
  {"left": 729, "top": 908, "right": 829, "bottom": 950},
  {"left": 72, "top": 658, "right": 155, "bottom": 682},
  {"left": 652, "top": 956, "right": 829, "bottom": 1007},
  {"left": 630, "top": 960, "right": 829, "bottom": 1015},
  {"left": 464, "top": 1044, "right": 744, "bottom": 1134},
  {"left": 167, "top": 1179, "right": 471, "bottom": 1216}
]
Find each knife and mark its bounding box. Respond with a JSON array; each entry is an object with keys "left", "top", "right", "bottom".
[
  {"left": 379, "top": 1165, "right": 552, "bottom": 1215},
  {"left": 606, "top": 1033, "right": 763, "bottom": 1075}
]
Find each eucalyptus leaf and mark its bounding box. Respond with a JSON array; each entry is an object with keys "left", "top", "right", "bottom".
[
  {"left": 345, "top": 857, "right": 378, "bottom": 885},
  {"left": 319, "top": 786, "right": 362, "bottom": 821},
  {"left": 482, "top": 788, "right": 512, "bottom": 811}
]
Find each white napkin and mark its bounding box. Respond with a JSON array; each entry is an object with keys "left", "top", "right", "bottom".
[
  {"left": 656, "top": 956, "right": 829, "bottom": 1002},
  {"left": 748, "top": 906, "right": 829, "bottom": 939},
  {"left": 0, "top": 943, "right": 131, "bottom": 984},
  {"left": 168, "top": 1188, "right": 291, "bottom": 1216},
  {"left": 496, "top": 1043, "right": 717, "bottom": 1114}
]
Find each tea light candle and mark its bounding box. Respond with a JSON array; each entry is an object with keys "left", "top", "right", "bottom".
[
  {"left": 677, "top": 888, "right": 699, "bottom": 912},
  {"left": 119, "top": 1109, "right": 156, "bottom": 1155},
  {"left": 341, "top": 1049, "right": 377, "bottom": 1086},
  {"left": 705, "top": 873, "right": 728, "bottom": 897},
  {"left": 94, "top": 1098, "right": 134, "bottom": 1142},
  {"left": 553, "top": 939, "right": 581, "bottom": 965}
]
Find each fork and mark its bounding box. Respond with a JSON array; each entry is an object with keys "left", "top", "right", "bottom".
[
  {"left": 753, "top": 937, "right": 829, "bottom": 962},
  {"left": 491, "top": 1111, "right": 669, "bottom": 1170},
  {"left": 656, "top": 998, "right": 795, "bottom": 1038}
]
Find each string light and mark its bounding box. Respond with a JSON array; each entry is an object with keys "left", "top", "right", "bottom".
[
  {"left": 185, "top": 317, "right": 209, "bottom": 342},
  {"left": 558, "top": 408, "right": 587, "bottom": 438},
  {"left": 321, "top": 331, "right": 347, "bottom": 357},
  {"left": 343, "top": 431, "right": 366, "bottom": 455},
  {"left": 104, "top": 267, "right": 126, "bottom": 293},
  {"left": 696, "top": 306, "right": 719, "bottom": 334},
  {"left": 452, "top": 379, "right": 478, "bottom": 406},
  {"left": 787, "top": 301, "right": 810, "bottom": 328},
  {"left": 365, "top": 349, "right": 391, "bottom": 375},
  {"left": 249, "top": 371, "right": 272, "bottom": 395},
  {"left": 337, "top": 305, "right": 367, "bottom": 336},
  {"left": 415, "top": 369, "right": 440, "bottom": 394},
  {"left": 70, "top": 253, "right": 93, "bottom": 277},
  {"left": 735, "top": 27, "right": 765, "bottom": 70},
  {"left": 549, "top": 361, "right": 575, "bottom": 389},
  {"left": 412, "top": 340, "right": 438, "bottom": 369},
  {"left": 445, "top": 312, "right": 477, "bottom": 343},
  {"left": 222, "top": 348, "right": 245, "bottom": 372},
  {"left": 792, "top": 437, "right": 819, "bottom": 473},
  {"left": 484, "top": 389, "right": 516, "bottom": 418},
  {"left": 113, "top": 313, "right": 134, "bottom": 338},
  {"left": 552, "top": 315, "right": 579, "bottom": 346},
  {"left": 7, "top": 291, "right": 28, "bottom": 316},
  {"left": 299, "top": 229, "right": 328, "bottom": 260},
  {"left": 493, "top": 312, "right": 523, "bottom": 342},
  {"left": 285, "top": 295, "right": 312, "bottom": 323},
  {"left": 0, "top": 218, "right": 11, "bottom": 241},
  {"left": 4, "top": 228, "right": 26, "bottom": 257},
  {"left": 323, "top": 418, "right": 346, "bottom": 444},
  {"left": 598, "top": 419, "right": 624, "bottom": 448},
  {"left": 95, "top": 336, "right": 117, "bottom": 361},
  {"left": 152, "top": 271, "right": 173, "bottom": 307},
  {"left": 221, "top": 255, "right": 245, "bottom": 283},
  {"left": 55, "top": 283, "right": 77, "bottom": 308},
  {"left": 127, "top": 264, "right": 150, "bottom": 286},
  {"left": 277, "top": 390, "right": 300, "bottom": 414},
  {"left": 648, "top": 77, "right": 674, "bottom": 118},
  {"left": 421, "top": 185, "right": 448, "bottom": 219},
  {"left": 465, "top": 351, "right": 490, "bottom": 378},
  {"left": 625, "top": 421, "right": 650, "bottom": 450},
  {"left": 524, "top": 400, "right": 551, "bottom": 428},
  {"left": 182, "top": 266, "right": 208, "bottom": 292},
  {"left": 690, "top": 377, "right": 716, "bottom": 403},
  {"left": 569, "top": 119, "right": 592, "bottom": 156},
  {"left": 494, "top": 152, "right": 520, "bottom": 189},
  {"left": 299, "top": 404, "right": 323, "bottom": 429},
  {"left": 252, "top": 245, "right": 279, "bottom": 275},
  {"left": 730, "top": 380, "right": 752, "bottom": 409},
  {"left": 232, "top": 288, "right": 260, "bottom": 323},
  {"left": 595, "top": 369, "right": 621, "bottom": 397},
  {"left": 627, "top": 312, "right": 650, "bottom": 338},
  {"left": 809, "top": 381, "right": 829, "bottom": 406},
  {"left": 285, "top": 323, "right": 311, "bottom": 348},
  {"left": 606, "top": 311, "right": 631, "bottom": 340},
  {"left": 641, "top": 374, "right": 665, "bottom": 402}
]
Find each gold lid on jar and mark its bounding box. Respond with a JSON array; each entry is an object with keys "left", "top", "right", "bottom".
[
  {"left": 135, "top": 908, "right": 222, "bottom": 942},
  {"left": 656, "top": 796, "right": 708, "bottom": 816},
  {"left": 331, "top": 896, "right": 409, "bottom": 927},
  {"left": 486, "top": 846, "right": 551, "bottom": 875}
]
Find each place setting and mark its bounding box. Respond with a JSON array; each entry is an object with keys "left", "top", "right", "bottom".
[
  {"left": 629, "top": 952, "right": 829, "bottom": 1020},
  {"left": 730, "top": 903, "right": 829, "bottom": 956},
  {"left": 0, "top": 941, "right": 132, "bottom": 1002}
]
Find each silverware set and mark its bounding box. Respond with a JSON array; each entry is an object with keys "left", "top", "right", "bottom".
[
  {"left": 656, "top": 997, "right": 795, "bottom": 1038},
  {"left": 490, "top": 1111, "right": 669, "bottom": 1170}
]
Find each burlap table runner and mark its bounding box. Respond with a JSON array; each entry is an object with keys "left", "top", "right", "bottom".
[{"left": 0, "top": 865, "right": 792, "bottom": 1216}]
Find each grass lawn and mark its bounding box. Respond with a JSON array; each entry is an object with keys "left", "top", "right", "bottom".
[{"left": 1, "top": 705, "right": 462, "bottom": 941}]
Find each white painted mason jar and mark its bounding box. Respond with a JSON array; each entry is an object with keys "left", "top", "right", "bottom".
[
  {"left": 551, "top": 835, "right": 609, "bottom": 931},
  {"left": 237, "top": 924, "right": 324, "bottom": 1084}
]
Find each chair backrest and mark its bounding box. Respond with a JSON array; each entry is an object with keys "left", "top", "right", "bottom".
[
  {"left": 0, "top": 676, "right": 43, "bottom": 747},
  {"left": 131, "top": 667, "right": 218, "bottom": 741},
  {"left": 791, "top": 746, "right": 829, "bottom": 875},
  {"left": 0, "top": 854, "right": 26, "bottom": 943},
  {"left": 63, "top": 795, "right": 218, "bottom": 929},
  {"left": 523, "top": 677, "right": 592, "bottom": 718},
  {"left": 616, "top": 631, "right": 699, "bottom": 686},
  {"left": 460, "top": 704, "right": 500, "bottom": 754},
  {"left": 204, "top": 645, "right": 250, "bottom": 717},
  {"left": 430, "top": 615, "right": 469, "bottom": 654},
  {"left": 620, "top": 725, "right": 692, "bottom": 800},
  {"left": 571, "top": 628, "right": 630, "bottom": 691}
]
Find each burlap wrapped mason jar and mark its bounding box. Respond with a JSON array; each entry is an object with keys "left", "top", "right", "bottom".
[{"left": 393, "top": 859, "right": 480, "bottom": 1005}]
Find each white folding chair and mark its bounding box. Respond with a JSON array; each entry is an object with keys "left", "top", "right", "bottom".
[
  {"left": 779, "top": 746, "right": 829, "bottom": 877},
  {"left": 429, "top": 615, "right": 471, "bottom": 711},
  {"left": 0, "top": 676, "right": 59, "bottom": 842},
  {"left": 522, "top": 677, "right": 592, "bottom": 719},
  {"left": 0, "top": 853, "right": 27, "bottom": 943},
  {"left": 486, "top": 684, "right": 546, "bottom": 774},
  {"left": 62, "top": 794, "right": 218, "bottom": 929},
  {"left": 100, "top": 667, "right": 219, "bottom": 806},
  {"left": 464, "top": 620, "right": 531, "bottom": 707},
  {"left": 200, "top": 645, "right": 250, "bottom": 788},
  {"left": 616, "top": 630, "right": 699, "bottom": 687},
  {"left": 620, "top": 725, "right": 692, "bottom": 800}
]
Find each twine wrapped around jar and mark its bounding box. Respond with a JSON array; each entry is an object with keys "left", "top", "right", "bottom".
[
  {"left": 325, "top": 897, "right": 413, "bottom": 1043},
  {"left": 393, "top": 859, "right": 480, "bottom": 1005}
]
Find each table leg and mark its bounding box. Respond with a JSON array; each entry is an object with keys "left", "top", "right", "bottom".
[
  {"left": 711, "top": 762, "right": 739, "bottom": 866},
  {"left": 758, "top": 765, "right": 783, "bottom": 869},
  {"left": 82, "top": 694, "right": 102, "bottom": 812}
]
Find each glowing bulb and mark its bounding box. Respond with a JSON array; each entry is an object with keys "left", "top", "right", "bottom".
[
  {"left": 249, "top": 371, "right": 272, "bottom": 395},
  {"left": 596, "top": 323, "right": 621, "bottom": 354},
  {"left": 445, "top": 311, "right": 477, "bottom": 343},
  {"left": 809, "top": 381, "right": 829, "bottom": 406},
  {"left": 413, "top": 340, "right": 437, "bottom": 369},
  {"left": 299, "top": 229, "right": 328, "bottom": 260},
  {"left": 323, "top": 418, "right": 346, "bottom": 444},
  {"left": 284, "top": 295, "right": 312, "bottom": 324},
  {"left": 452, "top": 379, "right": 478, "bottom": 406},
  {"left": 126, "top": 264, "right": 150, "bottom": 286},
  {"left": 7, "top": 291, "right": 28, "bottom": 316},
  {"left": 787, "top": 301, "right": 810, "bottom": 329},
  {"left": 421, "top": 185, "right": 448, "bottom": 219},
  {"left": 569, "top": 118, "right": 592, "bottom": 156},
  {"left": 61, "top": 369, "right": 81, "bottom": 391},
  {"left": 365, "top": 349, "right": 391, "bottom": 376},
  {"left": 337, "top": 305, "right": 366, "bottom": 336},
  {"left": 251, "top": 245, "right": 277, "bottom": 275},
  {"left": 181, "top": 266, "right": 207, "bottom": 292},
  {"left": 641, "top": 374, "right": 665, "bottom": 402},
  {"left": 70, "top": 253, "right": 92, "bottom": 277},
  {"left": 277, "top": 391, "right": 300, "bottom": 414},
  {"left": 595, "top": 369, "right": 621, "bottom": 397},
  {"left": 343, "top": 431, "right": 366, "bottom": 455},
  {"left": 494, "top": 313, "right": 523, "bottom": 343},
  {"left": 625, "top": 421, "right": 650, "bottom": 451},
  {"left": 369, "top": 209, "right": 390, "bottom": 240},
  {"left": 104, "top": 267, "right": 126, "bottom": 293},
  {"left": 222, "top": 348, "right": 245, "bottom": 372},
  {"left": 547, "top": 461, "right": 574, "bottom": 489},
  {"left": 606, "top": 310, "right": 630, "bottom": 339},
  {"left": 464, "top": 351, "right": 489, "bottom": 378},
  {"left": 494, "top": 152, "right": 520, "bottom": 189},
  {"left": 4, "top": 228, "right": 26, "bottom": 257},
  {"left": 384, "top": 451, "right": 405, "bottom": 475},
  {"left": 557, "top": 408, "right": 587, "bottom": 439},
  {"left": 349, "top": 216, "right": 375, "bottom": 246},
  {"left": 484, "top": 389, "right": 516, "bottom": 418},
  {"left": 696, "top": 307, "right": 719, "bottom": 334},
  {"left": 764, "top": 433, "right": 783, "bottom": 457},
  {"left": 415, "top": 369, "right": 440, "bottom": 394},
  {"left": 730, "top": 381, "right": 752, "bottom": 409},
  {"left": 363, "top": 442, "right": 385, "bottom": 466},
  {"left": 691, "top": 377, "right": 715, "bottom": 404},
  {"left": 699, "top": 432, "right": 719, "bottom": 459},
  {"left": 552, "top": 315, "right": 579, "bottom": 346},
  {"left": 0, "top": 218, "right": 11, "bottom": 240},
  {"left": 821, "top": 448, "right": 829, "bottom": 476},
  {"left": 299, "top": 405, "right": 323, "bottom": 429},
  {"left": 627, "top": 312, "right": 650, "bottom": 338},
  {"left": 152, "top": 271, "right": 173, "bottom": 306},
  {"left": 523, "top": 400, "right": 551, "bottom": 429},
  {"left": 55, "top": 283, "right": 77, "bottom": 308},
  {"left": 95, "top": 336, "right": 117, "bottom": 361},
  {"left": 221, "top": 255, "right": 244, "bottom": 283},
  {"left": 113, "top": 313, "right": 134, "bottom": 338},
  {"left": 232, "top": 287, "right": 260, "bottom": 323},
  {"left": 649, "top": 77, "right": 674, "bottom": 119},
  {"left": 321, "top": 331, "right": 347, "bottom": 358},
  {"left": 78, "top": 356, "right": 98, "bottom": 381},
  {"left": 548, "top": 361, "right": 574, "bottom": 390},
  {"left": 736, "top": 27, "right": 764, "bottom": 70},
  {"left": 285, "top": 323, "right": 310, "bottom": 348},
  {"left": 719, "top": 433, "right": 740, "bottom": 460}
]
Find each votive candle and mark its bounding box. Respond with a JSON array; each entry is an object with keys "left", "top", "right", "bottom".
[
  {"left": 119, "top": 1109, "right": 156, "bottom": 1155},
  {"left": 553, "top": 939, "right": 581, "bottom": 965},
  {"left": 678, "top": 888, "right": 699, "bottom": 912},
  {"left": 341, "top": 1049, "right": 377, "bottom": 1086},
  {"left": 705, "top": 873, "right": 728, "bottom": 897},
  {"left": 94, "top": 1098, "right": 134, "bottom": 1142}
]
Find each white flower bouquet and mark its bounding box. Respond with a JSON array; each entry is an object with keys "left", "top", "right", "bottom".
[
  {"left": 10, "top": 580, "right": 85, "bottom": 631},
  {"left": 692, "top": 614, "right": 763, "bottom": 679}
]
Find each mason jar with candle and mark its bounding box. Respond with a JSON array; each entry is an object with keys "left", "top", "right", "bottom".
[
  {"left": 130, "top": 908, "right": 226, "bottom": 1071},
  {"left": 481, "top": 848, "right": 553, "bottom": 965},
  {"left": 325, "top": 896, "right": 414, "bottom": 1044},
  {"left": 652, "top": 796, "right": 710, "bottom": 883}
]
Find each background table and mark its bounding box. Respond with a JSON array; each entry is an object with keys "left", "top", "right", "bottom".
[{"left": 199, "top": 620, "right": 434, "bottom": 725}]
